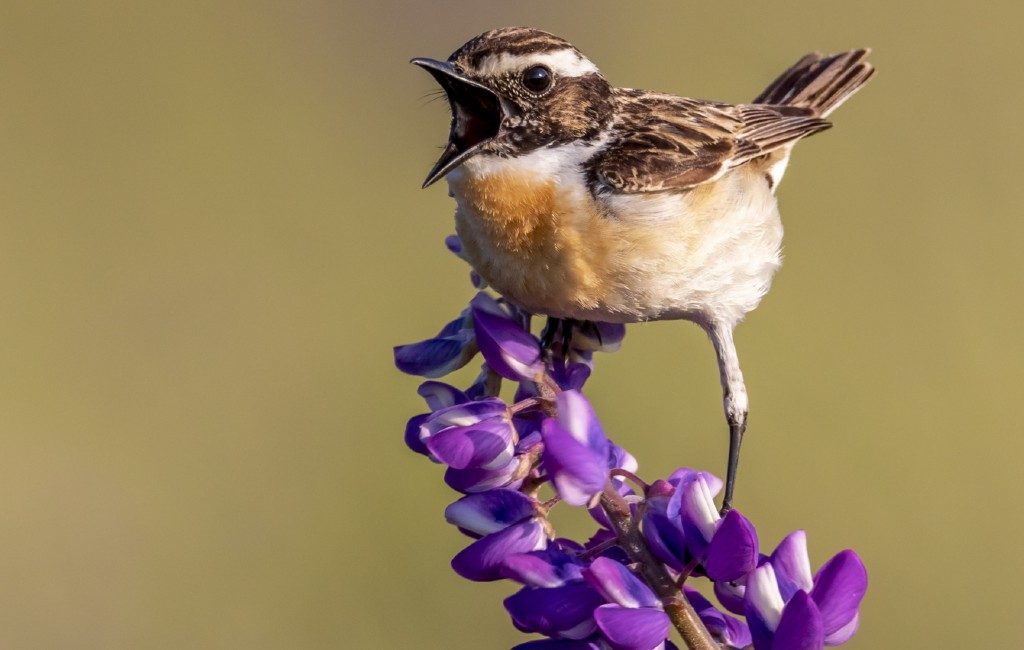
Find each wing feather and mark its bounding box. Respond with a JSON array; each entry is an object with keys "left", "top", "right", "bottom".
[{"left": 585, "top": 91, "right": 830, "bottom": 194}]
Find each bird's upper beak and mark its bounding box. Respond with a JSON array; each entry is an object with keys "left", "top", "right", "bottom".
[{"left": 411, "top": 57, "right": 512, "bottom": 188}]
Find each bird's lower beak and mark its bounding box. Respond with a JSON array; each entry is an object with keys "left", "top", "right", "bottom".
[{"left": 411, "top": 57, "right": 510, "bottom": 188}]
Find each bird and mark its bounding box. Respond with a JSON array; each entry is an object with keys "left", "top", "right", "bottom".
[{"left": 411, "top": 27, "right": 874, "bottom": 513}]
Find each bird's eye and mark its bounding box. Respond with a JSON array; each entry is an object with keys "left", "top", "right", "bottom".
[{"left": 521, "top": 65, "right": 552, "bottom": 93}]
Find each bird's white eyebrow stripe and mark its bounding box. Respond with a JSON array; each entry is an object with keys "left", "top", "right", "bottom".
[{"left": 475, "top": 49, "right": 599, "bottom": 78}]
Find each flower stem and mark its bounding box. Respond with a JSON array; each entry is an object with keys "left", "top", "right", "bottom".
[{"left": 599, "top": 483, "right": 720, "bottom": 650}]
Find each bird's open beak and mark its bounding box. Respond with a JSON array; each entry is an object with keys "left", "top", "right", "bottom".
[{"left": 411, "top": 57, "right": 511, "bottom": 188}]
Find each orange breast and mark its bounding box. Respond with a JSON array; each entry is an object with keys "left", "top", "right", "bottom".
[{"left": 449, "top": 171, "right": 617, "bottom": 317}]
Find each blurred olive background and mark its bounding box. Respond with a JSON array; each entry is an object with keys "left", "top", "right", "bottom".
[{"left": 0, "top": 1, "right": 1020, "bottom": 648}]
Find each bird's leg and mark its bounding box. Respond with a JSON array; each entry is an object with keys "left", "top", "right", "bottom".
[
  {"left": 561, "top": 319, "right": 578, "bottom": 356},
  {"left": 539, "top": 317, "right": 564, "bottom": 365},
  {"left": 705, "top": 321, "right": 748, "bottom": 515}
]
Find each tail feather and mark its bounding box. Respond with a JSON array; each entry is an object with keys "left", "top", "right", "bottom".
[{"left": 754, "top": 49, "right": 875, "bottom": 117}]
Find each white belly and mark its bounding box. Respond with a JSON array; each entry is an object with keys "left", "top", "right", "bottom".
[{"left": 447, "top": 149, "right": 783, "bottom": 327}]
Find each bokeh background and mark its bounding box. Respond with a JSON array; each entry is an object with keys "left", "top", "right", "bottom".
[{"left": 1, "top": 1, "right": 1021, "bottom": 647}]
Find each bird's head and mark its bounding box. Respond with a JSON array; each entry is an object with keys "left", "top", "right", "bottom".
[{"left": 412, "top": 27, "right": 614, "bottom": 188}]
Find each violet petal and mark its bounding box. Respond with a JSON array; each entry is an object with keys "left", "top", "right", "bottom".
[
  {"left": 420, "top": 398, "right": 508, "bottom": 435},
  {"left": 713, "top": 578, "right": 748, "bottom": 616},
  {"left": 425, "top": 417, "right": 515, "bottom": 470},
  {"left": 593, "top": 604, "right": 670, "bottom": 650},
  {"left": 677, "top": 473, "right": 720, "bottom": 557},
  {"left": 824, "top": 612, "right": 859, "bottom": 646},
  {"left": 444, "top": 455, "right": 522, "bottom": 493},
  {"left": 745, "top": 563, "right": 785, "bottom": 637},
  {"left": 641, "top": 497, "right": 689, "bottom": 572},
  {"left": 501, "top": 547, "right": 586, "bottom": 588},
  {"left": 451, "top": 519, "right": 547, "bottom": 581},
  {"left": 417, "top": 380, "right": 468, "bottom": 411},
  {"left": 542, "top": 418, "right": 609, "bottom": 506},
  {"left": 772, "top": 590, "right": 824, "bottom": 650},
  {"left": 404, "top": 413, "right": 431, "bottom": 457},
  {"left": 583, "top": 556, "right": 660, "bottom": 609},
  {"left": 393, "top": 325, "right": 476, "bottom": 378},
  {"left": 684, "top": 587, "right": 751, "bottom": 649},
  {"left": 667, "top": 468, "right": 723, "bottom": 496},
  {"left": 504, "top": 582, "right": 604, "bottom": 638},
  {"left": 809, "top": 550, "right": 867, "bottom": 638},
  {"left": 704, "top": 510, "right": 759, "bottom": 582},
  {"left": 470, "top": 293, "right": 542, "bottom": 381},
  {"left": 444, "top": 489, "right": 537, "bottom": 537},
  {"left": 771, "top": 531, "right": 814, "bottom": 602},
  {"left": 555, "top": 390, "right": 609, "bottom": 455}
]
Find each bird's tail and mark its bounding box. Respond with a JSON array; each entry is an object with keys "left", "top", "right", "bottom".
[{"left": 754, "top": 49, "right": 875, "bottom": 117}]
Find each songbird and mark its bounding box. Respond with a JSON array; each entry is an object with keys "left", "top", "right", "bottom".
[{"left": 412, "top": 27, "right": 874, "bottom": 512}]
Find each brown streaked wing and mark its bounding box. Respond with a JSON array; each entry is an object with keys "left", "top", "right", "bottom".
[{"left": 585, "top": 92, "right": 831, "bottom": 194}]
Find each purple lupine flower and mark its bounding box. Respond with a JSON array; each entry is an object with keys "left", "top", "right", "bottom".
[
  {"left": 501, "top": 546, "right": 603, "bottom": 639},
  {"left": 641, "top": 471, "right": 759, "bottom": 582},
  {"left": 501, "top": 546, "right": 586, "bottom": 588},
  {"left": 542, "top": 390, "right": 611, "bottom": 506},
  {"left": 505, "top": 581, "right": 605, "bottom": 640},
  {"left": 451, "top": 517, "right": 549, "bottom": 582},
  {"left": 394, "top": 310, "right": 477, "bottom": 378},
  {"left": 445, "top": 489, "right": 539, "bottom": 538},
  {"left": 641, "top": 480, "right": 691, "bottom": 572},
  {"left": 745, "top": 531, "right": 868, "bottom": 649},
  {"left": 583, "top": 557, "right": 672, "bottom": 650},
  {"left": 444, "top": 454, "right": 526, "bottom": 493},
  {"left": 470, "top": 292, "right": 543, "bottom": 381},
  {"left": 419, "top": 398, "right": 515, "bottom": 469},
  {"left": 683, "top": 586, "right": 751, "bottom": 648}
]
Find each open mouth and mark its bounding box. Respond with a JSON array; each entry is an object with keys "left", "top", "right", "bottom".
[{"left": 412, "top": 58, "right": 505, "bottom": 188}]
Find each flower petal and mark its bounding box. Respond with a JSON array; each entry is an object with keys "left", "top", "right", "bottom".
[
  {"left": 824, "top": 612, "right": 859, "bottom": 646},
  {"left": 444, "top": 234, "right": 464, "bottom": 257},
  {"left": 809, "top": 550, "right": 867, "bottom": 638},
  {"left": 470, "top": 293, "right": 542, "bottom": 381},
  {"left": 451, "top": 519, "right": 547, "bottom": 581},
  {"left": 771, "top": 531, "right": 814, "bottom": 601},
  {"left": 417, "top": 380, "right": 468, "bottom": 411},
  {"left": 593, "top": 604, "right": 670, "bottom": 650},
  {"left": 555, "top": 390, "right": 609, "bottom": 454},
  {"left": 542, "top": 417, "right": 609, "bottom": 506},
  {"left": 713, "top": 577, "right": 748, "bottom": 616},
  {"left": 420, "top": 398, "right": 508, "bottom": 434},
  {"left": 772, "top": 590, "right": 824, "bottom": 650},
  {"left": 641, "top": 496, "right": 689, "bottom": 572},
  {"left": 684, "top": 587, "right": 752, "bottom": 649},
  {"left": 425, "top": 417, "right": 515, "bottom": 470},
  {"left": 444, "top": 455, "right": 523, "bottom": 493},
  {"left": 676, "top": 473, "right": 720, "bottom": 556},
  {"left": 501, "top": 547, "right": 586, "bottom": 588},
  {"left": 393, "top": 321, "right": 476, "bottom": 378},
  {"left": 403, "top": 413, "right": 431, "bottom": 457},
  {"left": 504, "top": 582, "right": 604, "bottom": 637},
  {"left": 607, "top": 440, "right": 638, "bottom": 473},
  {"left": 668, "top": 468, "right": 723, "bottom": 496},
  {"left": 745, "top": 564, "right": 785, "bottom": 636},
  {"left": 704, "top": 510, "right": 759, "bottom": 582},
  {"left": 583, "top": 556, "right": 660, "bottom": 609},
  {"left": 444, "top": 489, "right": 537, "bottom": 537}
]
